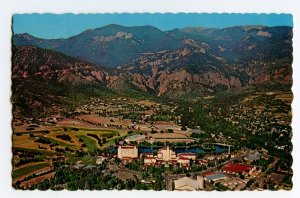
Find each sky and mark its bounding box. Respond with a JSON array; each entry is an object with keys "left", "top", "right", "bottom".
[{"left": 13, "top": 13, "right": 293, "bottom": 39}]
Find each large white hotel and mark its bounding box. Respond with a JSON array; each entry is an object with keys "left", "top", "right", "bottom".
[
  {"left": 117, "top": 145, "right": 138, "bottom": 159},
  {"left": 118, "top": 145, "right": 196, "bottom": 167}
]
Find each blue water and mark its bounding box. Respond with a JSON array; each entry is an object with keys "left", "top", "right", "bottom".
[
  {"left": 138, "top": 146, "right": 157, "bottom": 153},
  {"left": 174, "top": 147, "right": 204, "bottom": 153},
  {"left": 215, "top": 145, "right": 226, "bottom": 153},
  {"left": 138, "top": 145, "right": 226, "bottom": 154}
]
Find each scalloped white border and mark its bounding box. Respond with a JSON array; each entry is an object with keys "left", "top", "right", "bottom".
[{"left": 0, "top": 1, "right": 299, "bottom": 198}]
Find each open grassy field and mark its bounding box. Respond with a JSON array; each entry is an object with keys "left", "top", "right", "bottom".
[
  {"left": 36, "top": 135, "right": 74, "bottom": 147},
  {"left": 13, "top": 134, "right": 48, "bottom": 150},
  {"left": 12, "top": 120, "right": 120, "bottom": 152},
  {"left": 12, "top": 123, "right": 56, "bottom": 133},
  {"left": 12, "top": 147, "right": 55, "bottom": 156},
  {"left": 12, "top": 162, "right": 50, "bottom": 179},
  {"left": 76, "top": 135, "right": 99, "bottom": 152},
  {"left": 75, "top": 114, "right": 133, "bottom": 132},
  {"left": 20, "top": 172, "right": 55, "bottom": 188},
  {"left": 57, "top": 118, "right": 99, "bottom": 128}
]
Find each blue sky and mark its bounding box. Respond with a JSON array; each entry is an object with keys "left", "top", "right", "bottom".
[{"left": 13, "top": 13, "right": 293, "bottom": 39}]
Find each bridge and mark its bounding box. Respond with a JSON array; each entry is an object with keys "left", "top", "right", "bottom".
[{"left": 202, "top": 142, "right": 233, "bottom": 154}]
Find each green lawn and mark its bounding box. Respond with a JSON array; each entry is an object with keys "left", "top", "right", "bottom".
[
  {"left": 12, "top": 162, "right": 49, "bottom": 179},
  {"left": 12, "top": 147, "right": 55, "bottom": 156},
  {"left": 78, "top": 128, "right": 118, "bottom": 136},
  {"left": 38, "top": 136, "right": 74, "bottom": 148},
  {"left": 77, "top": 135, "right": 99, "bottom": 152}
]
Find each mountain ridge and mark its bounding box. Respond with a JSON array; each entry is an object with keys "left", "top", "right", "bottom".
[{"left": 13, "top": 25, "right": 292, "bottom": 67}]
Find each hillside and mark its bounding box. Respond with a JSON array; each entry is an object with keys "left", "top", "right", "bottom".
[{"left": 11, "top": 46, "right": 119, "bottom": 118}]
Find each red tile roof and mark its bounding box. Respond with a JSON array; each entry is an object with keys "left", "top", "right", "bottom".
[
  {"left": 221, "top": 163, "right": 253, "bottom": 173},
  {"left": 199, "top": 159, "right": 208, "bottom": 163},
  {"left": 144, "top": 157, "right": 155, "bottom": 160},
  {"left": 119, "top": 146, "right": 136, "bottom": 149},
  {"left": 178, "top": 157, "right": 190, "bottom": 160},
  {"left": 178, "top": 153, "right": 196, "bottom": 156},
  {"left": 201, "top": 171, "right": 217, "bottom": 177}
]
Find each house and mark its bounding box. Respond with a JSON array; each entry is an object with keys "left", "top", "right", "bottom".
[
  {"left": 174, "top": 176, "right": 204, "bottom": 191},
  {"left": 117, "top": 145, "right": 138, "bottom": 159}
]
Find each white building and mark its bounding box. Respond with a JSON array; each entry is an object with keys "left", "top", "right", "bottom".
[
  {"left": 174, "top": 176, "right": 204, "bottom": 191},
  {"left": 144, "top": 157, "right": 157, "bottom": 166},
  {"left": 157, "top": 146, "right": 177, "bottom": 162},
  {"left": 177, "top": 157, "right": 190, "bottom": 167},
  {"left": 244, "top": 151, "right": 260, "bottom": 161},
  {"left": 143, "top": 146, "right": 194, "bottom": 167},
  {"left": 204, "top": 172, "right": 228, "bottom": 182},
  {"left": 117, "top": 145, "right": 138, "bottom": 159},
  {"left": 124, "top": 134, "right": 146, "bottom": 143}
]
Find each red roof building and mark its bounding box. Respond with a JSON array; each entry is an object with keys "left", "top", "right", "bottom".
[
  {"left": 221, "top": 163, "right": 254, "bottom": 175},
  {"left": 201, "top": 171, "right": 217, "bottom": 177},
  {"left": 178, "top": 153, "right": 196, "bottom": 160}
]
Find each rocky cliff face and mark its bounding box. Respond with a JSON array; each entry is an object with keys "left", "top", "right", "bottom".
[{"left": 118, "top": 43, "right": 292, "bottom": 97}]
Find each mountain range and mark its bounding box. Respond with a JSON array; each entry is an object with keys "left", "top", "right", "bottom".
[
  {"left": 14, "top": 24, "right": 293, "bottom": 66},
  {"left": 12, "top": 24, "right": 293, "bottom": 117}
]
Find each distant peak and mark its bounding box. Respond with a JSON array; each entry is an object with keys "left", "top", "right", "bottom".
[
  {"left": 15, "top": 33, "right": 32, "bottom": 37},
  {"left": 104, "top": 24, "right": 126, "bottom": 28},
  {"left": 238, "top": 25, "right": 267, "bottom": 31},
  {"left": 97, "top": 24, "right": 127, "bottom": 30}
]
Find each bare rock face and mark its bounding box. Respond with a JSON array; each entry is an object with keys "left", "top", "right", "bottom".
[
  {"left": 147, "top": 77, "right": 156, "bottom": 90},
  {"left": 91, "top": 71, "right": 106, "bottom": 81},
  {"left": 123, "top": 66, "right": 245, "bottom": 97},
  {"left": 256, "top": 30, "right": 272, "bottom": 37},
  {"left": 93, "top": 32, "right": 134, "bottom": 42},
  {"left": 119, "top": 45, "right": 249, "bottom": 97},
  {"left": 132, "top": 73, "right": 148, "bottom": 92},
  {"left": 178, "top": 47, "right": 191, "bottom": 57},
  {"left": 229, "top": 76, "right": 242, "bottom": 89}
]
